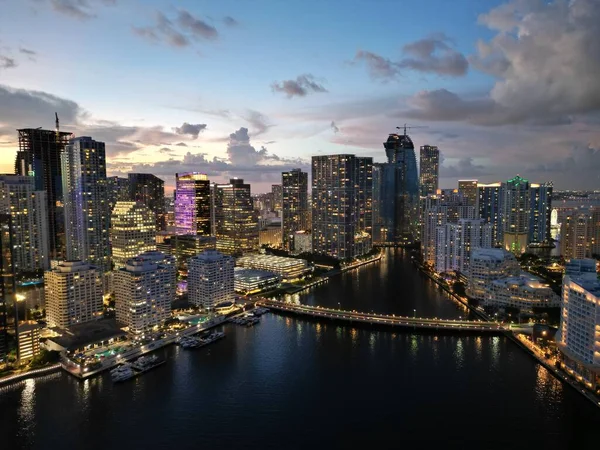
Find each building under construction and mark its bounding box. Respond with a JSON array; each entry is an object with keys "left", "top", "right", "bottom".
[{"left": 15, "top": 126, "right": 73, "bottom": 260}]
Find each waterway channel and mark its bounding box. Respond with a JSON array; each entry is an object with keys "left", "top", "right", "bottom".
[{"left": 1, "top": 249, "right": 599, "bottom": 449}]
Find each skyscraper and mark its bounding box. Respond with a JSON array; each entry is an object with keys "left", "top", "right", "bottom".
[
  {"left": 110, "top": 202, "right": 157, "bottom": 269},
  {"left": 114, "top": 251, "right": 176, "bottom": 334},
  {"left": 45, "top": 260, "right": 103, "bottom": 328},
  {"left": 529, "top": 182, "right": 553, "bottom": 245},
  {"left": 502, "top": 175, "right": 531, "bottom": 254},
  {"left": 271, "top": 184, "right": 283, "bottom": 213},
  {"left": 434, "top": 218, "right": 492, "bottom": 275},
  {"left": 188, "top": 250, "right": 235, "bottom": 309},
  {"left": 129, "top": 173, "right": 166, "bottom": 231},
  {"left": 282, "top": 169, "right": 309, "bottom": 251},
  {"left": 419, "top": 145, "right": 439, "bottom": 197},
  {"left": 0, "top": 214, "right": 15, "bottom": 363},
  {"left": 312, "top": 155, "right": 373, "bottom": 259},
  {"left": 62, "top": 137, "right": 110, "bottom": 272},
  {"left": 0, "top": 175, "right": 50, "bottom": 274},
  {"left": 458, "top": 180, "right": 478, "bottom": 208},
  {"left": 374, "top": 133, "right": 419, "bottom": 245},
  {"left": 16, "top": 127, "right": 72, "bottom": 260},
  {"left": 560, "top": 211, "right": 593, "bottom": 260},
  {"left": 214, "top": 178, "right": 259, "bottom": 256},
  {"left": 478, "top": 182, "right": 503, "bottom": 246},
  {"left": 175, "top": 173, "right": 211, "bottom": 236},
  {"left": 106, "top": 176, "right": 130, "bottom": 214}
]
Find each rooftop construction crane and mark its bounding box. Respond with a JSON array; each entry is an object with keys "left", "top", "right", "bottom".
[{"left": 396, "top": 124, "right": 428, "bottom": 136}]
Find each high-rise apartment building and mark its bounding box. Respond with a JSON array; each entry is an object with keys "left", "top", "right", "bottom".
[
  {"left": 0, "top": 175, "right": 50, "bottom": 274},
  {"left": 62, "top": 137, "right": 110, "bottom": 272},
  {"left": 16, "top": 127, "right": 72, "bottom": 260},
  {"left": 419, "top": 145, "right": 439, "bottom": 198},
  {"left": 458, "top": 180, "right": 478, "bottom": 208},
  {"left": 107, "top": 176, "right": 130, "bottom": 214},
  {"left": 529, "top": 182, "right": 553, "bottom": 245},
  {"left": 129, "top": 173, "right": 166, "bottom": 231},
  {"left": 560, "top": 210, "right": 595, "bottom": 260},
  {"left": 271, "top": 184, "right": 283, "bottom": 212},
  {"left": 558, "top": 261, "right": 600, "bottom": 389},
  {"left": 175, "top": 172, "right": 211, "bottom": 236},
  {"left": 281, "top": 169, "right": 309, "bottom": 251},
  {"left": 373, "top": 133, "right": 419, "bottom": 245},
  {"left": 478, "top": 183, "right": 503, "bottom": 246},
  {"left": 434, "top": 218, "right": 492, "bottom": 275},
  {"left": 214, "top": 179, "right": 259, "bottom": 256},
  {"left": 312, "top": 155, "right": 373, "bottom": 259},
  {"left": 114, "top": 251, "right": 176, "bottom": 334},
  {"left": 110, "top": 202, "right": 157, "bottom": 269},
  {"left": 502, "top": 175, "right": 531, "bottom": 255},
  {"left": 188, "top": 250, "right": 234, "bottom": 309},
  {"left": 172, "top": 235, "right": 217, "bottom": 273},
  {"left": 0, "top": 214, "right": 16, "bottom": 362},
  {"left": 45, "top": 260, "right": 103, "bottom": 328}
]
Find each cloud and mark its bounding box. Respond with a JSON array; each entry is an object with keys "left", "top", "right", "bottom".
[
  {"left": 19, "top": 48, "right": 37, "bottom": 58},
  {"left": 133, "top": 11, "right": 190, "bottom": 47},
  {"left": 133, "top": 9, "right": 219, "bottom": 47},
  {"left": 43, "top": 0, "right": 115, "bottom": 20},
  {"left": 354, "top": 50, "right": 399, "bottom": 80},
  {"left": 243, "top": 110, "right": 273, "bottom": 137},
  {"left": 354, "top": 35, "right": 468, "bottom": 80},
  {"left": 528, "top": 145, "right": 600, "bottom": 187},
  {"left": 177, "top": 10, "right": 218, "bottom": 40},
  {"left": 175, "top": 142, "right": 188, "bottom": 147},
  {"left": 399, "top": 34, "right": 468, "bottom": 76},
  {"left": 223, "top": 16, "right": 238, "bottom": 27},
  {"left": 173, "top": 122, "right": 207, "bottom": 138},
  {"left": 441, "top": 157, "right": 491, "bottom": 178},
  {"left": 330, "top": 121, "right": 339, "bottom": 134},
  {"left": 271, "top": 74, "right": 328, "bottom": 98},
  {"left": 0, "top": 56, "right": 16, "bottom": 69}
]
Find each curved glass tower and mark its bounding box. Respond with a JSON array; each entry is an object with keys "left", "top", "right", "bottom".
[{"left": 373, "top": 133, "right": 419, "bottom": 245}]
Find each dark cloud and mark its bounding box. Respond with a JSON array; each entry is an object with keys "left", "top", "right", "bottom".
[
  {"left": 173, "top": 122, "right": 207, "bottom": 138},
  {"left": 177, "top": 10, "right": 218, "bottom": 40},
  {"left": 440, "top": 157, "right": 491, "bottom": 178},
  {"left": 399, "top": 34, "right": 468, "bottom": 76},
  {"left": 175, "top": 142, "right": 188, "bottom": 147},
  {"left": 271, "top": 74, "right": 328, "bottom": 98},
  {"left": 223, "top": 16, "right": 238, "bottom": 27},
  {"left": 528, "top": 145, "right": 600, "bottom": 187},
  {"left": 0, "top": 56, "right": 16, "bottom": 69},
  {"left": 354, "top": 35, "right": 468, "bottom": 80},
  {"left": 159, "top": 147, "right": 175, "bottom": 155},
  {"left": 330, "top": 121, "right": 340, "bottom": 134},
  {"left": 19, "top": 48, "right": 36, "bottom": 57},
  {"left": 43, "top": 0, "right": 115, "bottom": 20},
  {"left": 354, "top": 50, "right": 399, "bottom": 80}
]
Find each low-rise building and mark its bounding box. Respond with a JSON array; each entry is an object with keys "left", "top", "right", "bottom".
[
  {"left": 486, "top": 274, "right": 560, "bottom": 310},
  {"left": 17, "top": 323, "right": 41, "bottom": 360},
  {"left": 467, "top": 248, "right": 520, "bottom": 301},
  {"left": 235, "top": 254, "right": 310, "bottom": 280},
  {"left": 234, "top": 268, "right": 280, "bottom": 294}
]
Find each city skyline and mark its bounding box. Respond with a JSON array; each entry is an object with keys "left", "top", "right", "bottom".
[{"left": 1, "top": 0, "right": 599, "bottom": 193}]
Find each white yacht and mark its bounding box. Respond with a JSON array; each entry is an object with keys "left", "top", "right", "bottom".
[{"left": 111, "top": 363, "right": 136, "bottom": 383}]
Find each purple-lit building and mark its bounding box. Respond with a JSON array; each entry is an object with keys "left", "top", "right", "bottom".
[{"left": 174, "top": 173, "right": 211, "bottom": 236}]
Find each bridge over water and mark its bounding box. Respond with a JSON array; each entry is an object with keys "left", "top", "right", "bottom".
[{"left": 256, "top": 299, "right": 516, "bottom": 333}]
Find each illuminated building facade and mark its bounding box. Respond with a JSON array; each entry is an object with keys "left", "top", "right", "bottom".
[
  {"left": 114, "top": 251, "right": 176, "bottom": 334},
  {"left": 188, "top": 250, "right": 234, "bottom": 309},
  {"left": 282, "top": 169, "right": 308, "bottom": 251},
  {"left": 529, "top": 182, "right": 553, "bottom": 245},
  {"left": 235, "top": 254, "right": 310, "bottom": 280},
  {"left": 0, "top": 175, "right": 50, "bottom": 273},
  {"left": 312, "top": 154, "right": 373, "bottom": 259},
  {"left": 458, "top": 180, "right": 478, "bottom": 208},
  {"left": 478, "top": 183, "right": 503, "bottom": 246},
  {"left": 467, "top": 248, "right": 520, "bottom": 301},
  {"left": 45, "top": 260, "right": 103, "bottom": 329},
  {"left": 16, "top": 127, "right": 72, "bottom": 260},
  {"left": 0, "top": 214, "right": 15, "bottom": 363},
  {"left": 175, "top": 172, "right": 211, "bottom": 236},
  {"left": 419, "top": 145, "right": 439, "bottom": 197},
  {"left": 172, "top": 235, "right": 216, "bottom": 273},
  {"left": 214, "top": 179, "right": 259, "bottom": 256},
  {"left": 129, "top": 173, "right": 166, "bottom": 231},
  {"left": 62, "top": 137, "right": 110, "bottom": 272},
  {"left": 110, "top": 202, "right": 157, "bottom": 269}
]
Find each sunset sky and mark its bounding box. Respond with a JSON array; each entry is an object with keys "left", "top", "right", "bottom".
[{"left": 1, "top": 0, "right": 599, "bottom": 193}]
